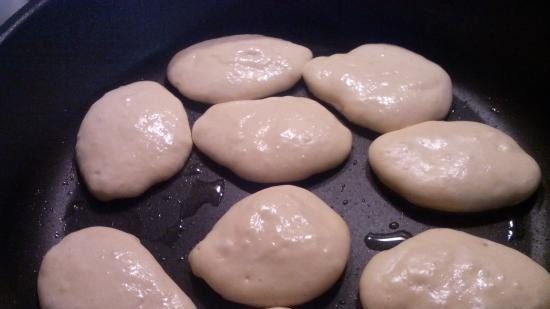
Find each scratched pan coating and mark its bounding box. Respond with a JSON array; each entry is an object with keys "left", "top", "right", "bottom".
[{"left": 0, "top": 1, "right": 548, "bottom": 308}]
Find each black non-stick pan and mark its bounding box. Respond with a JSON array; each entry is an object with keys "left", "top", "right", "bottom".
[{"left": 1, "top": 1, "right": 548, "bottom": 308}]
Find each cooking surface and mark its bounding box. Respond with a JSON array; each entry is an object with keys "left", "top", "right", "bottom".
[{"left": 1, "top": 1, "right": 549, "bottom": 308}]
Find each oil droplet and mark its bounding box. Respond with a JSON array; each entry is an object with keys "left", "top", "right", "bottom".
[
  {"left": 158, "top": 179, "right": 225, "bottom": 246},
  {"left": 389, "top": 222, "right": 399, "bottom": 230},
  {"left": 158, "top": 220, "right": 185, "bottom": 245},
  {"left": 54, "top": 231, "right": 60, "bottom": 238},
  {"left": 364, "top": 230, "right": 412, "bottom": 251},
  {"left": 184, "top": 163, "right": 203, "bottom": 176},
  {"left": 182, "top": 179, "right": 225, "bottom": 214},
  {"left": 507, "top": 218, "right": 523, "bottom": 242},
  {"left": 342, "top": 200, "right": 349, "bottom": 205},
  {"left": 491, "top": 106, "right": 500, "bottom": 113}
]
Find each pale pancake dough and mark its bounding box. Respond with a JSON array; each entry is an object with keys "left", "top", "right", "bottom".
[
  {"left": 303, "top": 44, "right": 452, "bottom": 133},
  {"left": 368, "top": 121, "right": 541, "bottom": 212},
  {"left": 189, "top": 185, "right": 351, "bottom": 307},
  {"left": 167, "top": 34, "right": 312, "bottom": 104},
  {"left": 359, "top": 228, "right": 550, "bottom": 309},
  {"left": 76, "top": 81, "right": 193, "bottom": 201},
  {"left": 37, "top": 226, "right": 196, "bottom": 309},
  {"left": 192, "top": 96, "right": 352, "bottom": 183}
]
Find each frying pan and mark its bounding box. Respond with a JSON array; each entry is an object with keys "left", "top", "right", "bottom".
[{"left": 1, "top": 1, "right": 548, "bottom": 308}]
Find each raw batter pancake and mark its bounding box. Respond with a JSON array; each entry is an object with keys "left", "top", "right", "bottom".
[
  {"left": 76, "top": 81, "right": 193, "bottom": 201},
  {"left": 189, "top": 185, "right": 351, "bottom": 307},
  {"left": 360, "top": 229, "right": 550, "bottom": 309},
  {"left": 303, "top": 44, "right": 452, "bottom": 133},
  {"left": 38, "top": 226, "right": 196, "bottom": 309},
  {"left": 368, "top": 121, "right": 541, "bottom": 212},
  {"left": 167, "top": 34, "right": 312, "bottom": 104},
  {"left": 192, "top": 96, "right": 352, "bottom": 183}
]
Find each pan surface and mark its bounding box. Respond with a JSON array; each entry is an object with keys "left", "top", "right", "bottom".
[{"left": 0, "top": 1, "right": 549, "bottom": 308}]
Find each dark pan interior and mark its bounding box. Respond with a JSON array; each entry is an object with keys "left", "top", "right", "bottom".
[{"left": 1, "top": 1, "right": 549, "bottom": 308}]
